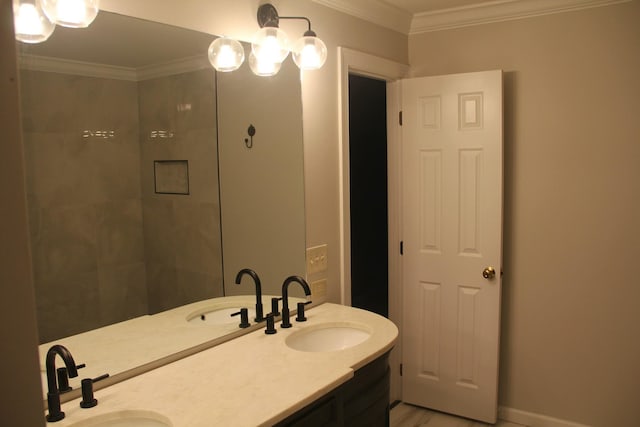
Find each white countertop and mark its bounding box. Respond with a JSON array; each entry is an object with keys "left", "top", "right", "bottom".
[
  {"left": 39, "top": 295, "right": 302, "bottom": 399},
  {"left": 48, "top": 303, "right": 398, "bottom": 427}
]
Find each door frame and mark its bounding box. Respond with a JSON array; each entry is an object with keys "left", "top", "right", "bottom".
[{"left": 337, "top": 47, "right": 408, "bottom": 402}]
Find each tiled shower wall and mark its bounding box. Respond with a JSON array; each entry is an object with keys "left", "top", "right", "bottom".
[
  {"left": 21, "top": 68, "right": 223, "bottom": 342},
  {"left": 21, "top": 70, "right": 147, "bottom": 342},
  {"left": 138, "top": 69, "right": 224, "bottom": 314}
]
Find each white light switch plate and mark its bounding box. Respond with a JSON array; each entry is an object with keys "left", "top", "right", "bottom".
[{"left": 306, "top": 244, "right": 328, "bottom": 274}]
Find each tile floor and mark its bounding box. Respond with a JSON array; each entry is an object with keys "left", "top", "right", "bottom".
[{"left": 390, "top": 402, "right": 527, "bottom": 427}]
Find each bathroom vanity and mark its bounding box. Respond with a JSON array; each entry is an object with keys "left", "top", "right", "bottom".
[{"left": 45, "top": 303, "right": 398, "bottom": 426}]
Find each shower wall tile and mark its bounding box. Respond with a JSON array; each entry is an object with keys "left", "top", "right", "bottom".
[
  {"left": 35, "top": 270, "right": 101, "bottom": 343},
  {"left": 146, "top": 262, "right": 178, "bottom": 314},
  {"left": 176, "top": 268, "right": 223, "bottom": 306},
  {"left": 201, "top": 202, "right": 223, "bottom": 253},
  {"left": 21, "top": 131, "right": 66, "bottom": 202},
  {"left": 24, "top": 132, "right": 141, "bottom": 206},
  {"left": 98, "top": 262, "right": 148, "bottom": 326},
  {"left": 20, "top": 70, "right": 139, "bottom": 134},
  {"left": 137, "top": 76, "right": 173, "bottom": 135},
  {"left": 97, "top": 199, "right": 145, "bottom": 267},
  {"left": 20, "top": 70, "right": 84, "bottom": 133},
  {"left": 142, "top": 198, "right": 176, "bottom": 265},
  {"left": 30, "top": 204, "right": 98, "bottom": 284},
  {"left": 83, "top": 130, "right": 142, "bottom": 203},
  {"left": 173, "top": 201, "right": 219, "bottom": 276},
  {"left": 137, "top": 69, "right": 217, "bottom": 138},
  {"left": 80, "top": 77, "right": 139, "bottom": 133},
  {"left": 22, "top": 118, "right": 141, "bottom": 207},
  {"left": 146, "top": 266, "right": 222, "bottom": 315},
  {"left": 142, "top": 198, "right": 224, "bottom": 312},
  {"left": 171, "top": 69, "right": 217, "bottom": 133},
  {"left": 179, "top": 128, "right": 220, "bottom": 203}
]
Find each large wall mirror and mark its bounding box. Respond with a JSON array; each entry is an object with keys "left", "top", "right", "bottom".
[{"left": 17, "top": 11, "right": 306, "bottom": 399}]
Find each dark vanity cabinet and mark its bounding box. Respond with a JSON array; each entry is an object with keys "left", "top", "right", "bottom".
[{"left": 274, "top": 352, "right": 390, "bottom": 427}]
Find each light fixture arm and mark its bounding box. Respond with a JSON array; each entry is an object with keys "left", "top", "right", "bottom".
[{"left": 279, "top": 16, "right": 312, "bottom": 33}]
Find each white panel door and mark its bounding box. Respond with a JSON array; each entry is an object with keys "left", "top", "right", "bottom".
[{"left": 401, "top": 70, "right": 503, "bottom": 423}]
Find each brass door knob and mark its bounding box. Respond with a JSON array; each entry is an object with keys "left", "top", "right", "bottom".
[{"left": 482, "top": 266, "right": 496, "bottom": 280}]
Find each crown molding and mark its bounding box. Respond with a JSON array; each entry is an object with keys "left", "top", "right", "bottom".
[
  {"left": 18, "top": 54, "right": 210, "bottom": 81},
  {"left": 313, "top": 0, "right": 631, "bottom": 35},
  {"left": 410, "top": 0, "right": 632, "bottom": 34},
  {"left": 312, "top": 0, "right": 412, "bottom": 34},
  {"left": 18, "top": 54, "right": 138, "bottom": 81},
  {"left": 135, "top": 55, "right": 210, "bottom": 81}
]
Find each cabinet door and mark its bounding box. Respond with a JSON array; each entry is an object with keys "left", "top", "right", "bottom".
[
  {"left": 274, "top": 353, "right": 391, "bottom": 427},
  {"left": 275, "top": 395, "right": 340, "bottom": 427}
]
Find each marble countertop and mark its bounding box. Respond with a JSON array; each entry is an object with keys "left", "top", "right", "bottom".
[
  {"left": 47, "top": 303, "right": 398, "bottom": 427},
  {"left": 39, "top": 295, "right": 304, "bottom": 400}
]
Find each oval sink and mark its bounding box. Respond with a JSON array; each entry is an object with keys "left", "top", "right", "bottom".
[
  {"left": 68, "top": 410, "right": 172, "bottom": 427},
  {"left": 187, "top": 306, "right": 256, "bottom": 325},
  {"left": 285, "top": 323, "right": 371, "bottom": 352}
]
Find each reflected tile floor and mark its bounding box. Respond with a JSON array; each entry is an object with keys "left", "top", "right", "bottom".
[{"left": 390, "top": 402, "right": 527, "bottom": 427}]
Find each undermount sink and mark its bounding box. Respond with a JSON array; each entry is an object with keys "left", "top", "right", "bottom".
[
  {"left": 285, "top": 323, "right": 372, "bottom": 352},
  {"left": 187, "top": 306, "right": 256, "bottom": 325},
  {"left": 67, "top": 410, "right": 172, "bottom": 427}
]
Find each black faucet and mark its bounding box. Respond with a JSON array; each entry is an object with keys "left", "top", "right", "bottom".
[
  {"left": 281, "top": 275, "right": 311, "bottom": 328},
  {"left": 235, "top": 268, "right": 265, "bottom": 322},
  {"left": 45, "top": 345, "right": 79, "bottom": 422}
]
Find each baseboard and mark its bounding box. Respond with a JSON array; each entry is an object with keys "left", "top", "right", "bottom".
[{"left": 499, "top": 406, "right": 592, "bottom": 427}]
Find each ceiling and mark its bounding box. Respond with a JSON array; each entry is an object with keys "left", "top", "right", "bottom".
[{"left": 312, "top": 0, "right": 630, "bottom": 34}]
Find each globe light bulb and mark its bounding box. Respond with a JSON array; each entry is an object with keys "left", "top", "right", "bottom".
[
  {"left": 292, "top": 32, "right": 327, "bottom": 70},
  {"left": 42, "top": 0, "right": 99, "bottom": 28},
  {"left": 248, "top": 52, "right": 281, "bottom": 77},
  {"left": 13, "top": 0, "right": 55, "bottom": 43},
  {"left": 208, "top": 37, "right": 245, "bottom": 72},
  {"left": 251, "top": 26, "right": 289, "bottom": 65}
]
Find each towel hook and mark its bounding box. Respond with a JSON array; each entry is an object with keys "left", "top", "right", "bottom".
[{"left": 244, "top": 124, "right": 256, "bottom": 149}]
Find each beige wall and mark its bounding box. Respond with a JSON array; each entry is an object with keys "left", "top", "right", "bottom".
[
  {"left": 409, "top": 2, "right": 640, "bottom": 425},
  {"left": 217, "top": 44, "right": 306, "bottom": 297}
]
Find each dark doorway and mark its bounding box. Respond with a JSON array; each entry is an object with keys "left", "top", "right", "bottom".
[{"left": 348, "top": 74, "right": 388, "bottom": 318}]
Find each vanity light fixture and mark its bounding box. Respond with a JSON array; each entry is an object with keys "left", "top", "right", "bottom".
[
  {"left": 42, "top": 0, "right": 99, "bottom": 28},
  {"left": 206, "top": 3, "right": 326, "bottom": 76},
  {"left": 12, "top": 0, "right": 56, "bottom": 43},
  {"left": 251, "top": 3, "right": 327, "bottom": 75}
]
